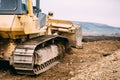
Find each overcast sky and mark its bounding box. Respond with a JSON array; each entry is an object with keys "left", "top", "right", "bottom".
[{"left": 41, "top": 0, "right": 120, "bottom": 27}]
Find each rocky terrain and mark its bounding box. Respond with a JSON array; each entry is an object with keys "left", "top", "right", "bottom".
[{"left": 0, "top": 40, "right": 120, "bottom": 80}]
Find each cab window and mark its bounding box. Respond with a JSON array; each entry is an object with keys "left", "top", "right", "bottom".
[{"left": 0, "top": 0, "right": 17, "bottom": 11}]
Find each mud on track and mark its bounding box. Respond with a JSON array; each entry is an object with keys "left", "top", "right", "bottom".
[{"left": 0, "top": 40, "right": 120, "bottom": 80}]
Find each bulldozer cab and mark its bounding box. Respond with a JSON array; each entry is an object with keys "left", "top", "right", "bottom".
[
  {"left": 0, "top": 0, "right": 28, "bottom": 14},
  {"left": 0, "top": 0, "right": 46, "bottom": 27},
  {"left": 0, "top": 0, "right": 41, "bottom": 15}
]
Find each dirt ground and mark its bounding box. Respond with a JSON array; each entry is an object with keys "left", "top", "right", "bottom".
[{"left": 0, "top": 40, "right": 120, "bottom": 80}]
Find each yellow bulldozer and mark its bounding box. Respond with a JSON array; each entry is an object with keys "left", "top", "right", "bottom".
[{"left": 0, "top": 0, "right": 82, "bottom": 75}]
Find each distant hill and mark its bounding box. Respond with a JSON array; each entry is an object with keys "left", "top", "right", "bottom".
[{"left": 73, "top": 21, "right": 120, "bottom": 37}]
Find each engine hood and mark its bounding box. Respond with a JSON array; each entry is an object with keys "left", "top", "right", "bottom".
[{"left": 0, "top": 15, "right": 15, "bottom": 31}]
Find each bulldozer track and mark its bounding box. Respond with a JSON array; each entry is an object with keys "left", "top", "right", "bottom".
[
  {"left": 33, "top": 57, "right": 59, "bottom": 75},
  {"left": 11, "top": 35, "right": 68, "bottom": 75}
]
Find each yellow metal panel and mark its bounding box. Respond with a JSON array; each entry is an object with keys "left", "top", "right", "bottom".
[
  {"left": 11, "top": 15, "right": 24, "bottom": 31},
  {"left": 23, "top": 16, "right": 41, "bottom": 34},
  {"left": 0, "top": 15, "right": 15, "bottom": 31}
]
